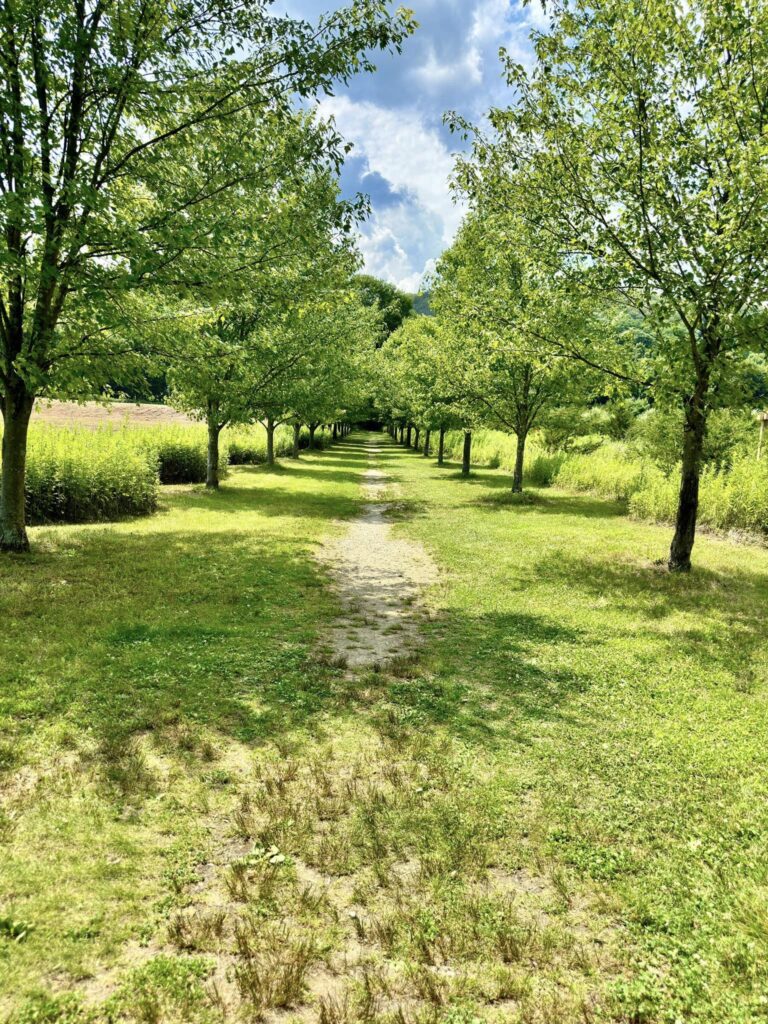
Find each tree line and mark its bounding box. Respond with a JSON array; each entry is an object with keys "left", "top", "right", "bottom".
[
  {"left": 378, "top": 0, "right": 768, "bottom": 573},
  {"left": 0, "top": 0, "right": 416, "bottom": 552}
]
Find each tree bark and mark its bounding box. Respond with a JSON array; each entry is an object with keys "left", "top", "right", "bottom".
[
  {"left": 333, "top": 422, "right": 338, "bottom": 441},
  {"left": 406, "top": 425, "right": 412, "bottom": 447},
  {"left": 414, "top": 427, "right": 420, "bottom": 451},
  {"left": 669, "top": 393, "right": 708, "bottom": 572},
  {"left": 398, "top": 425, "right": 404, "bottom": 443},
  {"left": 462, "top": 430, "right": 472, "bottom": 477},
  {"left": 266, "top": 417, "right": 276, "bottom": 466},
  {"left": 438, "top": 427, "right": 446, "bottom": 466},
  {"left": 513, "top": 431, "right": 527, "bottom": 493},
  {"left": 423, "top": 430, "right": 431, "bottom": 457},
  {"left": 309, "top": 423, "right": 317, "bottom": 449},
  {"left": 292, "top": 422, "right": 301, "bottom": 458},
  {"left": 0, "top": 384, "right": 35, "bottom": 552},
  {"left": 206, "top": 411, "right": 223, "bottom": 490}
]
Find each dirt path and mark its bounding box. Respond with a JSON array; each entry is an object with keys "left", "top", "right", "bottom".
[{"left": 319, "top": 436, "right": 437, "bottom": 670}]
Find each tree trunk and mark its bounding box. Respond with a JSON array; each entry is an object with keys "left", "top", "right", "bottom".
[
  {"left": 0, "top": 385, "right": 35, "bottom": 552},
  {"left": 292, "top": 422, "right": 301, "bottom": 458},
  {"left": 414, "top": 428, "right": 420, "bottom": 450},
  {"left": 669, "top": 395, "right": 708, "bottom": 572},
  {"left": 406, "top": 425, "right": 412, "bottom": 447},
  {"left": 206, "top": 414, "right": 223, "bottom": 490},
  {"left": 309, "top": 424, "right": 317, "bottom": 449},
  {"left": 438, "top": 427, "right": 446, "bottom": 466},
  {"left": 399, "top": 425, "right": 404, "bottom": 443},
  {"left": 423, "top": 430, "right": 431, "bottom": 457},
  {"left": 462, "top": 430, "right": 472, "bottom": 477},
  {"left": 333, "top": 422, "right": 338, "bottom": 441},
  {"left": 266, "top": 417, "right": 275, "bottom": 466},
  {"left": 513, "top": 431, "right": 527, "bottom": 493}
]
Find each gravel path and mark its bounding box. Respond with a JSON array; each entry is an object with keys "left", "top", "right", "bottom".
[{"left": 319, "top": 437, "right": 436, "bottom": 670}]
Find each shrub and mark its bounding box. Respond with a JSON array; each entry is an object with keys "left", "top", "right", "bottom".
[
  {"left": 138, "top": 427, "right": 210, "bottom": 484},
  {"left": 24, "top": 426, "right": 158, "bottom": 524}
]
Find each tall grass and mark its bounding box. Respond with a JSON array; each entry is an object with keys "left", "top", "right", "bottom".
[
  {"left": 553, "top": 442, "right": 653, "bottom": 503},
  {"left": 442, "top": 429, "right": 567, "bottom": 486},
  {"left": 442, "top": 427, "right": 768, "bottom": 534},
  {"left": 137, "top": 425, "right": 210, "bottom": 484},
  {"left": 630, "top": 454, "right": 768, "bottom": 532},
  {"left": 12, "top": 421, "right": 338, "bottom": 526},
  {"left": 25, "top": 426, "right": 158, "bottom": 524}
]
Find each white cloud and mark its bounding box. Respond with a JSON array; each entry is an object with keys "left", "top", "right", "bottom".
[
  {"left": 320, "top": 95, "right": 464, "bottom": 243},
  {"left": 411, "top": 44, "right": 483, "bottom": 92},
  {"left": 318, "top": 95, "right": 466, "bottom": 290}
]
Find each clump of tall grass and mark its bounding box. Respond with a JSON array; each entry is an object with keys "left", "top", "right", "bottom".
[
  {"left": 630, "top": 454, "right": 768, "bottom": 532},
  {"left": 225, "top": 425, "right": 295, "bottom": 465},
  {"left": 442, "top": 425, "right": 768, "bottom": 533},
  {"left": 24, "top": 425, "right": 158, "bottom": 524},
  {"left": 137, "top": 425, "right": 210, "bottom": 484},
  {"left": 553, "top": 442, "right": 653, "bottom": 503},
  {"left": 442, "top": 428, "right": 566, "bottom": 486}
]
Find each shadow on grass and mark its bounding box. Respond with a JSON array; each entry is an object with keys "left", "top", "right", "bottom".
[
  {"left": 368, "top": 609, "right": 591, "bottom": 748},
  {"left": 474, "top": 489, "right": 626, "bottom": 520},
  {"left": 166, "top": 480, "right": 364, "bottom": 521},
  {"left": 534, "top": 548, "right": 768, "bottom": 658}
]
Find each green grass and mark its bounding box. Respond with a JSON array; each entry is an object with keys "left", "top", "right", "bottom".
[{"left": 2, "top": 435, "right": 768, "bottom": 1023}]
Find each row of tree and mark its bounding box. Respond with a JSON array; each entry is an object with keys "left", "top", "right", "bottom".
[
  {"left": 0, "top": 0, "right": 416, "bottom": 551},
  {"left": 379, "top": 0, "right": 768, "bottom": 573}
]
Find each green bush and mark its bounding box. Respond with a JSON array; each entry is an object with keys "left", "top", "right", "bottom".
[
  {"left": 138, "top": 426, "right": 210, "bottom": 484},
  {"left": 24, "top": 426, "right": 158, "bottom": 524}
]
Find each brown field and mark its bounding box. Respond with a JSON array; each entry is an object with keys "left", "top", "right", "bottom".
[{"left": 32, "top": 399, "right": 194, "bottom": 428}]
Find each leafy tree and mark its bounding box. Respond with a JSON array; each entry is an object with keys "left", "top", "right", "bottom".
[
  {"left": 355, "top": 274, "right": 415, "bottom": 342},
  {"left": 168, "top": 133, "right": 362, "bottom": 486},
  {"left": 379, "top": 317, "right": 463, "bottom": 464},
  {"left": 432, "top": 213, "right": 598, "bottom": 491},
  {"left": 0, "top": 0, "right": 415, "bottom": 550},
  {"left": 454, "top": 0, "right": 768, "bottom": 569},
  {"left": 251, "top": 288, "right": 378, "bottom": 461}
]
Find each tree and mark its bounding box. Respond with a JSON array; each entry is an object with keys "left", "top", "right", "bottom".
[
  {"left": 355, "top": 274, "right": 415, "bottom": 342},
  {"left": 168, "top": 130, "right": 363, "bottom": 487},
  {"left": 279, "top": 291, "right": 380, "bottom": 445},
  {"left": 454, "top": 0, "right": 768, "bottom": 570},
  {"left": 0, "top": 0, "right": 415, "bottom": 550},
  {"left": 432, "top": 213, "right": 598, "bottom": 492},
  {"left": 378, "top": 316, "right": 463, "bottom": 464}
]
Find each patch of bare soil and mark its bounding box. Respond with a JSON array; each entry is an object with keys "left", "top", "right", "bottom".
[
  {"left": 32, "top": 399, "right": 194, "bottom": 428},
  {"left": 318, "top": 440, "right": 437, "bottom": 671}
]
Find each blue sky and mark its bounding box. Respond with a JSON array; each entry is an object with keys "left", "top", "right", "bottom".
[{"left": 276, "top": 0, "right": 547, "bottom": 292}]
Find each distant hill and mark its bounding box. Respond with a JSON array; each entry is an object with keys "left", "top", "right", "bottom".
[{"left": 412, "top": 291, "right": 433, "bottom": 316}]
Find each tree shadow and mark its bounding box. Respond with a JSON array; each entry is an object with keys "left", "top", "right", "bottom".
[
  {"left": 164, "top": 481, "right": 364, "bottom": 520},
  {"left": 532, "top": 548, "right": 768, "bottom": 673},
  {"left": 366, "top": 609, "right": 593, "bottom": 749},
  {"left": 473, "top": 489, "right": 626, "bottom": 520}
]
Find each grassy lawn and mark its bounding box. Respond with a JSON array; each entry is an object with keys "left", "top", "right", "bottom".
[{"left": 2, "top": 434, "right": 767, "bottom": 1023}]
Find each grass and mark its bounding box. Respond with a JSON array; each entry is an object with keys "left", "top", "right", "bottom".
[
  {"left": 2, "top": 435, "right": 768, "bottom": 1023},
  {"left": 443, "top": 427, "right": 768, "bottom": 534}
]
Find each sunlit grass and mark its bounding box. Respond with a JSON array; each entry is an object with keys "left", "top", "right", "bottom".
[{"left": 2, "top": 435, "right": 767, "bottom": 1023}]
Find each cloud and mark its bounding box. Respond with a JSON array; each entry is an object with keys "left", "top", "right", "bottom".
[
  {"left": 318, "top": 94, "right": 466, "bottom": 290},
  {"left": 279, "top": 1, "right": 544, "bottom": 291}
]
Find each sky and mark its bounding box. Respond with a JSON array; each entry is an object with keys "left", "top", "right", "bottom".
[{"left": 275, "top": 0, "right": 548, "bottom": 293}]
